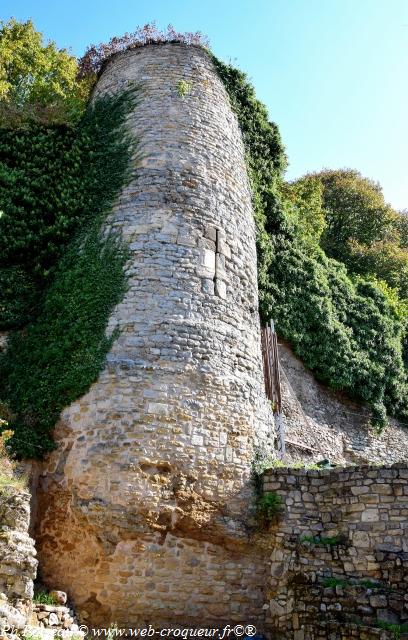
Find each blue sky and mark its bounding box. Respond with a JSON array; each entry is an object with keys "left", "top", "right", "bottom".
[{"left": 2, "top": 0, "right": 408, "bottom": 210}]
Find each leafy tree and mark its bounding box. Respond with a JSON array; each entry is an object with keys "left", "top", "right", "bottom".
[
  {"left": 0, "top": 18, "right": 88, "bottom": 125},
  {"left": 349, "top": 239, "right": 408, "bottom": 299},
  {"left": 281, "top": 176, "right": 326, "bottom": 247},
  {"left": 315, "top": 169, "right": 396, "bottom": 264},
  {"left": 295, "top": 169, "right": 408, "bottom": 299},
  {"left": 395, "top": 209, "right": 408, "bottom": 248}
]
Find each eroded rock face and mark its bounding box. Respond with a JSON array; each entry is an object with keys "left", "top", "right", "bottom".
[
  {"left": 35, "top": 44, "right": 273, "bottom": 628},
  {"left": 278, "top": 340, "right": 408, "bottom": 464}
]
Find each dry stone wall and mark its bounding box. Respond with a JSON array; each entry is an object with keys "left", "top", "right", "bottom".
[
  {"left": 262, "top": 464, "right": 408, "bottom": 639},
  {"left": 0, "top": 487, "right": 37, "bottom": 603},
  {"left": 0, "top": 486, "right": 37, "bottom": 636},
  {"left": 35, "top": 43, "right": 273, "bottom": 629}
]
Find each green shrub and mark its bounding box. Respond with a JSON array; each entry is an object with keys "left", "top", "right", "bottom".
[
  {"left": 257, "top": 491, "right": 284, "bottom": 524},
  {"left": 176, "top": 80, "right": 192, "bottom": 97},
  {"left": 375, "top": 620, "right": 408, "bottom": 640}
]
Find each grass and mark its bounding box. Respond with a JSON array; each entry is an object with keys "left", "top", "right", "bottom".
[
  {"left": 375, "top": 621, "right": 408, "bottom": 640},
  {"left": 252, "top": 452, "right": 328, "bottom": 475},
  {"left": 300, "top": 535, "right": 340, "bottom": 546},
  {"left": 0, "top": 455, "right": 26, "bottom": 494},
  {"left": 322, "top": 577, "right": 349, "bottom": 588},
  {"left": 33, "top": 591, "right": 58, "bottom": 605},
  {"left": 322, "top": 577, "right": 385, "bottom": 590}
]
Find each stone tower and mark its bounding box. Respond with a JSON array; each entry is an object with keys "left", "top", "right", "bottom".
[{"left": 35, "top": 43, "right": 273, "bottom": 627}]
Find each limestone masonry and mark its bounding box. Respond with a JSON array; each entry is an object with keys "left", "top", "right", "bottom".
[
  {"left": 0, "top": 488, "right": 37, "bottom": 634},
  {"left": 34, "top": 43, "right": 274, "bottom": 627},
  {"left": 263, "top": 465, "right": 408, "bottom": 639},
  {"left": 26, "top": 42, "right": 408, "bottom": 638}
]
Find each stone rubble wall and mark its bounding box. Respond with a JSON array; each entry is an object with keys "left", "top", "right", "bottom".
[
  {"left": 291, "top": 580, "right": 406, "bottom": 638},
  {"left": 0, "top": 487, "right": 37, "bottom": 603},
  {"left": 262, "top": 464, "right": 408, "bottom": 639},
  {"left": 27, "top": 602, "right": 78, "bottom": 632},
  {"left": 278, "top": 339, "right": 408, "bottom": 464},
  {"left": 35, "top": 43, "right": 274, "bottom": 629},
  {"left": 0, "top": 486, "right": 37, "bottom": 636}
]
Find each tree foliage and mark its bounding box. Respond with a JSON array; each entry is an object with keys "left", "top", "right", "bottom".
[
  {"left": 281, "top": 176, "right": 326, "bottom": 246},
  {"left": 0, "top": 18, "right": 88, "bottom": 125},
  {"left": 317, "top": 169, "right": 396, "bottom": 260},
  {"left": 290, "top": 169, "right": 408, "bottom": 300}
]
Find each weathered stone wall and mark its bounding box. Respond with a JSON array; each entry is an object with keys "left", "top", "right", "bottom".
[
  {"left": 262, "top": 465, "right": 408, "bottom": 639},
  {"left": 35, "top": 43, "right": 273, "bottom": 628},
  {"left": 0, "top": 485, "right": 37, "bottom": 635},
  {"left": 0, "top": 486, "right": 37, "bottom": 603},
  {"left": 278, "top": 339, "right": 408, "bottom": 464}
]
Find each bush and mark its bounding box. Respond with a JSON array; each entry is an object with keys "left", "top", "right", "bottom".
[{"left": 257, "top": 492, "right": 284, "bottom": 524}]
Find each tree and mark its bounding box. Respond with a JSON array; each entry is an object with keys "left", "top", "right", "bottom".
[
  {"left": 281, "top": 175, "right": 326, "bottom": 247},
  {"left": 395, "top": 209, "right": 408, "bottom": 248},
  {"left": 315, "top": 169, "right": 396, "bottom": 263},
  {"left": 0, "top": 18, "right": 88, "bottom": 125},
  {"left": 292, "top": 169, "right": 408, "bottom": 299}
]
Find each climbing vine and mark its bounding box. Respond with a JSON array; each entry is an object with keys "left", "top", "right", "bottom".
[
  {"left": 0, "top": 88, "right": 137, "bottom": 457},
  {"left": 212, "top": 55, "right": 407, "bottom": 427}
]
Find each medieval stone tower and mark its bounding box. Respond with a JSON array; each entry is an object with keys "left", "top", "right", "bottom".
[{"left": 35, "top": 43, "right": 273, "bottom": 627}]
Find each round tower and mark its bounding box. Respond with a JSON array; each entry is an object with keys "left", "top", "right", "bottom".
[{"left": 36, "top": 43, "right": 273, "bottom": 628}]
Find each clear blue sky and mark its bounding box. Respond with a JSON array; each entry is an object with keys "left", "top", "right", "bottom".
[{"left": 2, "top": 0, "right": 408, "bottom": 210}]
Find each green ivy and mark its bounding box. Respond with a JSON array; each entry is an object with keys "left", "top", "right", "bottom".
[
  {"left": 212, "top": 55, "right": 407, "bottom": 426},
  {"left": 0, "top": 88, "right": 137, "bottom": 458},
  {"left": 0, "top": 89, "right": 136, "bottom": 328}
]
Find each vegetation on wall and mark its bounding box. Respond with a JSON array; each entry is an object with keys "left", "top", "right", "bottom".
[
  {"left": 0, "top": 19, "right": 406, "bottom": 459},
  {"left": 0, "top": 91, "right": 136, "bottom": 329},
  {"left": 0, "top": 88, "right": 137, "bottom": 458},
  {"left": 212, "top": 57, "right": 407, "bottom": 427},
  {"left": 77, "top": 23, "right": 209, "bottom": 82}
]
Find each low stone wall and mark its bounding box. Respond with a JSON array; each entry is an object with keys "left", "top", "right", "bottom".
[{"left": 262, "top": 464, "right": 408, "bottom": 639}]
